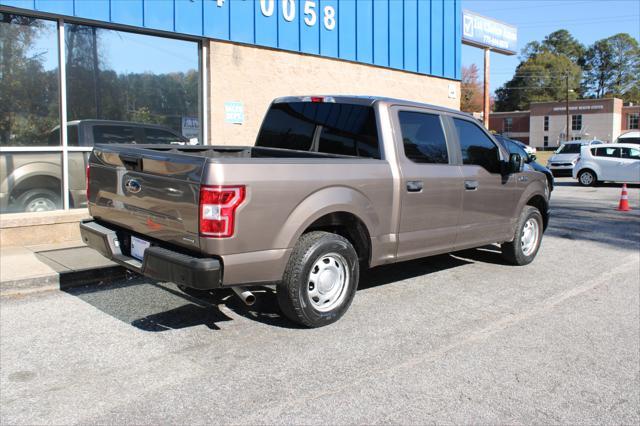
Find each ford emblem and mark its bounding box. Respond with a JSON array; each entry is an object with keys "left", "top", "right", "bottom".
[{"left": 124, "top": 178, "right": 142, "bottom": 194}]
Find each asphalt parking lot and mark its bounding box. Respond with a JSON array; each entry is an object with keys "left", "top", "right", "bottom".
[{"left": 1, "top": 179, "right": 639, "bottom": 424}]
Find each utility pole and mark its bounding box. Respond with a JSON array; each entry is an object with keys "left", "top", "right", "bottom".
[
  {"left": 483, "top": 48, "right": 490, "bottom": 129},
  {"left": 565, "top": 73, "right": 570, "bottom": 142}
]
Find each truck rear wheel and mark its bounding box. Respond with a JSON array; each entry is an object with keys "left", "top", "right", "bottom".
[
  {"left": 277, "top": 231, "right": 359, "bottom": 328},
  {"left": 501, "top": 206, "right": 543, "bottom": 266}
]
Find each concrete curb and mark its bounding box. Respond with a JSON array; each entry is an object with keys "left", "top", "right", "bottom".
[{"left": 1, "top": 265, "right": 128, "bottom": 297}]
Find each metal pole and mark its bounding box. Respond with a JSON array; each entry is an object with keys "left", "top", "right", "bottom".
[
  {"left": 565, "top": 73, "right": 570, "bottom": 142},
  {"left": 58, "top": 19, "right": 69, "bottom": 210},
  {"left": 483, "top": 48, "right": 490, "bottom": 129}
]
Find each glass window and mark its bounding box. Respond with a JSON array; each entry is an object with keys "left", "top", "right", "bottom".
[
  {"left": 503, "top": 117, "right": 513, "bottom": 132},
  {"left": 594, "top": 147, "right": 620, "bottom": 158},
  {"left": 256, "top": 102, "right": 381, "bottom": 159},
  {"left": 557, "top": 143, "right": 581, "bottom": 154},
  {"left": 453, "top": 118, "right": 501, "bottom": 174},
  {"left": 571, "top": 114, "right": 582, "bottom": 131},
  {"left": 399, "top": 111, "right": 448, "bottom": 164},
  {"left": 628, "top": 113, "right": 639, "bottom": 130},
  {"left": 621, "top": 147, "right": 640, "bottom": 159},
  {"left": 64, "top": 23, "right": 200, "bottom": 144},
  {"left": 93, "top": 125, "right": 137, "bottom": 144},
  {"left": 144, "top": 127, "right": 188, "bottom": 145},
  {"left": 1, "top": 14, "right": 59, "bottom": 147},
  {"left": 543, "top": 136, "right": 549, "bottom": 147},
  {"left": 0, "top": 152, "right": 63, "bottom": 212},
  {"left": 543, "top": 116, "right": 549, "bottom": 131}
]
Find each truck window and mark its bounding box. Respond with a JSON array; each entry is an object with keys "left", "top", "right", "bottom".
[
  {"left": 93, "top": 125, "right": 137, "bottom": 144},
  {"left": 453, "top": 118, "right": 501, "bottom": 174},
  {"left": 256, "top": 102, "right": 380, "bottom": 159},
  {"left": 398, "top": 111, "right": 448, "bottom": 164},
  {"left": 145, "top": 128, "right": 184, "bottom": 144}
]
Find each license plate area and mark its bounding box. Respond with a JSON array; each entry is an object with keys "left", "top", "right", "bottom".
[{"left": 131, "top": 236, "right": 151, "bottom": 261}]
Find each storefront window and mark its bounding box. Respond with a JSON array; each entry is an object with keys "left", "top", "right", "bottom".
[
  {"left": 65, "top": 23, "right": 200, "bottom": 144},
  {"left": 0, "top": 14, "right": 63, "bottom": 213}
]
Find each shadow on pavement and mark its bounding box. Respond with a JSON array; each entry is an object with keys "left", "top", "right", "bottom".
[
  {"left": 555, "top": 181, "right": 640, "bottom": 188},
  {"left": 63, "top": 253, "right": 476, "bottom": 331}
]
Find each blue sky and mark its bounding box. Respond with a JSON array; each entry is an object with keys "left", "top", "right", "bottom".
[{"left": 462, "top": 0, "right": 640, "bottom": 94}]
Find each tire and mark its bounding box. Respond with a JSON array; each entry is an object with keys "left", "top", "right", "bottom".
[
  {"left": 15, "top": 189, "right": 61, "bottom": 212},
  {"left": 578, "top": 169, "right": 597, "bottom": 187},
  {"left": 277, "top": 231, "right": 359, "bottom": 328},
  {"left": 501, "top": 206, "right": 544, "bottom": 266}
]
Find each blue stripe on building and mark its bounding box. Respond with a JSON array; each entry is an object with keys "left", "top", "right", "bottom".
[{"left": 0, "top": 0, "right": 461, "bottom": 80}]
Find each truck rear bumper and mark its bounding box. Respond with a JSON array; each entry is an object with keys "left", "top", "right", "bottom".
[{"left": 80, "top": 220, "right": 221, "bottom": 290}]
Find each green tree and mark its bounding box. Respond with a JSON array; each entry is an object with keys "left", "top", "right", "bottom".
[
  {"left": 522, "top": 29, "right": 586, "bottom": 65},
  {"left": 583, "top": 33, "right": 640, "bottom": 98},
  {"left": 495, "top": 52, "right": 581, "bottom": 112},
  {"left": 460, "top": 64, "right": 483, "bottom": 112}
]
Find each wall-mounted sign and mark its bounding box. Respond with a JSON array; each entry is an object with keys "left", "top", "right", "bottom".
[
  {"left": 224, "top": 101, "right": 244, "bottom": 124},
  {"left": 181, "top": 116, "right": 200, "bottom": 139},
  {"left": 462, "top": 10, "right": 517, "bottom": 55}
]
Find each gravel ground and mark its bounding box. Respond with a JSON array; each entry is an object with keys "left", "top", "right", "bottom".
[{"left": 1, "top": 179, "right": 639, "bottom": 425}]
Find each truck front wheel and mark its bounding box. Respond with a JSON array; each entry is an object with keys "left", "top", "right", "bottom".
[
  {"left": 501, "top": 206, "right": 543, "bottom": 266},
  {"left": 278, "top": 231, "right": 359, "bottom": 328}
]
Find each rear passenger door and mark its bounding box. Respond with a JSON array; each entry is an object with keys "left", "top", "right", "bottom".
[
  {"left": 392, "top": 108, "right": 464, "bottom": 260},
  {"left": 450, "top": 117, "right": 519, "bottom": 249}
]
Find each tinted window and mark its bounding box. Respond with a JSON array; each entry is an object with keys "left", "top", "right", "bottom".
[
  {"left": 256, "top": 102, "right": 380, "bottom": 158},
  {"left": 594, "top": 147, "right": 620, "bottom": 158},
  {"left": 145, "top": 128, "right": 183, "bottom": 144},
  {"left": 618, "top": 137, "right": 640, "bottom": 144},
  {"left": 398, "top": 112, "right": 448, "bottom": 164},
  {"left": 504, "top": 139, "right": 528, "bottom": 158},
  {"left": 557, "top": 143, "right": 581, "bottom": 154},
  {"left": 621, "top": 147, "right": 640, "bottom": 159},
  {"left": 453, "top": 118, "right": 501, "bottom": 174},
  {"left": 93, "top": 125, "right": 136, "bottom": 144}
]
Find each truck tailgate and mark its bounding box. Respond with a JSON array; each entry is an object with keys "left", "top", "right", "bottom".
[{"left": 88, "top": 145, "right": 207, "bottom": 250}]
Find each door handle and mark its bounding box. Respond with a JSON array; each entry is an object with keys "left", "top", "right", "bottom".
[
  {"left": 518, "top": 175, "right": 529, "bottom": 182},
  {"left": 464, "top": 180, "right": 479, "bottom": 190},
  {"left": 406, "top": 180, "right": 423, "bottom": 192}
]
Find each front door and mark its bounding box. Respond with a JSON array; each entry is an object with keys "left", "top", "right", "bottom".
[
  {"left": 593, "top": 146, "right": 622, "bottom": 181},
  {"left": 393, "top": 108, "right": 464, "bottom": 261},
  {"left": 450, "top": 117, "right": 519, "bottom": 249}
]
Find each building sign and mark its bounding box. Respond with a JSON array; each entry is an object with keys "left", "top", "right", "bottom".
[
  {"left": 462, "top": 10, "right": 517, "bottom": 55},
  {"left": 181, "top": 116, "right": 200, "bottom": 139},
  {"left": 216, "top": 0, "right": 336, "bottom": 31},
  {"left": 552, "top": 105, "right": 605, "bottom": 112},
  {"left": 224, "top": 101, "right": 244, "bottom": 124}
]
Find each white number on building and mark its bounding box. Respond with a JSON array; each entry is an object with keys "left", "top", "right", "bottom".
[
  {"left": 323, "top": 5, "right": 336, "bottom": 30},
  {"left": 260, "top": 0, "right": 274, "bottom": 17},
  {"left": 303, "top": 1, "right": 317, "bottom": 26},
  {"left": 282, "top": 0, "right": 296, "bottom": 22}
]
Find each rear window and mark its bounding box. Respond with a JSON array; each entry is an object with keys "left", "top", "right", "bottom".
[
  {"left": 557, "top": 143, "right": 581, "bottom": 154},
  {"left": 93, "top": 125, "right": 137, "bottom": 144},
  {"left": 145, "top": 128, "right": 184, "bottom": 144},
  {"left": 256, "top": 102, "right": 380, "bottom": 159}
]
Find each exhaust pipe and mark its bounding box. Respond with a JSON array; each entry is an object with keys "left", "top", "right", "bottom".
[{"left": 231, "top": 286, "right": 256, "bottom": 306}]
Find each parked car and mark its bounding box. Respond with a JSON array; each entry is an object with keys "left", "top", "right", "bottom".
[
  {"left": 500, "top": 135, "right": 537, "bottom": 157},
  {"left": 615, "top": 130, "right": 640, "bottom": 145},
  {"left": 81, "top": 95, "right": 550, "bottom": 328},
  {"left": 494, "top": 134, "right": 554, "bottom": 192},
  {"left": 573, "top": 143, "right": 640, "bottom": 186},
  {"left": 0, "top": 120, "right": 190, "bottom": 213},
  {"left": 547, "top": 140, "right": 603, "bottom": 177}
]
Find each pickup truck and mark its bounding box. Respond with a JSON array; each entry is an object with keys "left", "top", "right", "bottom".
[{"left": 81, "top": 96, "right": 550, "bottom": 328}]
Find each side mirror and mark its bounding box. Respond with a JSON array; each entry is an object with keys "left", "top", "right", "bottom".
[
  {"left": 508, "top": 153, "right": 523, "bottom": 174},
  {"left": 529, "top": 153, "right": 537, "bottom": 162}
]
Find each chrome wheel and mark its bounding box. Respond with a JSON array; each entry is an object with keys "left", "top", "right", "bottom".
[
  {"left": 307, "top": 253, "right": 350, "bottom": 312},
  {"left": 26, "top": 197, "right": 57, "bottom": 212},
  {"left": 520, "top": 218, "right": 540, "bottom": 257},
  {"left": 579, "top": 171, "right": 594, "bottom": 186}
]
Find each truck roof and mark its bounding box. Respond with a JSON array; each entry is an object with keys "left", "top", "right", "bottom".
[{"left": 273, "top": 95, "right": 470, "bottom": 118}]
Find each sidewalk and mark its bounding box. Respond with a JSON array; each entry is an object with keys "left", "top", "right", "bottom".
[{"left": 0, "top": 241, "right": 126, "bottom": 296}]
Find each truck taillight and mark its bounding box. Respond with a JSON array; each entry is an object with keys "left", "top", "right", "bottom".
[
  {"left": 86, "top": 165, "right": 90, "bottom": 202},
  {"left": 199, "top": 185, "right": 245, "bottom": 238}
]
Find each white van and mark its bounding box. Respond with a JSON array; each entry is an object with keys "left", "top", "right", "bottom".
[{"left": 615, "top": 131, "right": 640, "bottom": 145}]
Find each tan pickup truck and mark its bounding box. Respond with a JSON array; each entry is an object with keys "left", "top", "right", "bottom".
[{"left": 81, "top": 96, "right": 550, "bottom": 327}]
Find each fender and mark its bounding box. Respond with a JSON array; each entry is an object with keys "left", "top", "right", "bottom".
[
  {"left": 510, "top": 177, "right": 549, "bottom": 236},
  {"left": 274, "top": 186, "right": 379, "bottom": 251}
]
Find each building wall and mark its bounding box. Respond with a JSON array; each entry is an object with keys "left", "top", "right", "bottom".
[
  {"left": 208, "top": 40, "right": 460, "bottom": 146},
  {"left": 489, "top": 112, "right": 530, "bottom": 143},
  {"left": 0, "top": 0, "right": 462, "bottom": 80}
]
